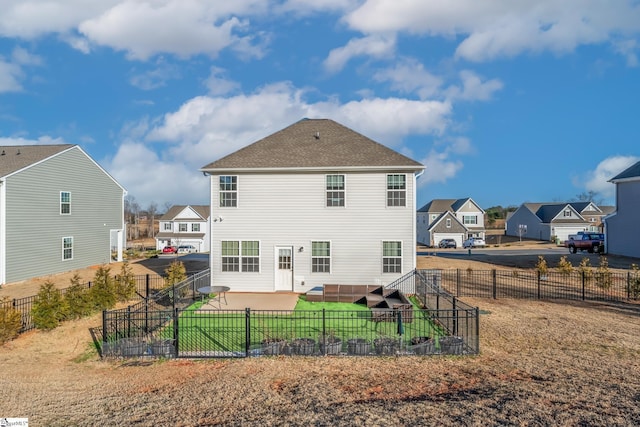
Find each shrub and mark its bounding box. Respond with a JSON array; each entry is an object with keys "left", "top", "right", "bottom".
[
  {"left": 165, "top": 260, "right": 187, "bottom": 287},
  {"left": 556, "top": 256, "right": 574, "bottom": 276},
  {"left": 0, "top": 297, "right": 22, "bottom": 344},
  {"left": 579, "top": 258, "right": 594, "bottom": 283},
  {"left": 64, "top": 273, "right": 93, "bottom": 319},
  {"left": 89, "top": 265, "right": 117, "bottom": 310},
  {"left": 628, "top": 264, "right": 640, "bottom": 299},
  {"left": 114, "top": 261, "right": 137, "bottom": 302},
  {"left": 535, "top": 256, "right": 548, "bottom": 276},
  {"left": 31, "top": 281, "right": 69, "bottom": 330},
  {"left": 595, "top": 257, "right": 612, "bottom": 289}
]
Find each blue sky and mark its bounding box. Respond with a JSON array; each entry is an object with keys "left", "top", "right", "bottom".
[{"left": 1, "top": 1, "right": 639, "bottom": 211}]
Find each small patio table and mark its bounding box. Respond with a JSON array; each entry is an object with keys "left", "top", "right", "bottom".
[{"left": 197, "top": 285, "right": 230, "bottom": 309}]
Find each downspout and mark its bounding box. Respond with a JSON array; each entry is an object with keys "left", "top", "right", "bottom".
[{"left": 413, "top": 169, "right": 425, "bottom": 270}]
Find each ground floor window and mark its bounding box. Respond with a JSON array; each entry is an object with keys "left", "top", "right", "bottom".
[
  {"left": 382, "top": 241, "right": 402, "bottom": 273},
  {"left": 62, "top": 237, "right": 73, "bottom": 260},
  {"left": 222, "top": 240, "right": 260, "bottom": 272},
  {"left": 311, "top": 241, "right": 331, "bottom": 273}
]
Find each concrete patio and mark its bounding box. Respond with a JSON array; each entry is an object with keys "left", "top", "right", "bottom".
[{"left": 201, "top": 292, "right": 300, "bottom": 311}]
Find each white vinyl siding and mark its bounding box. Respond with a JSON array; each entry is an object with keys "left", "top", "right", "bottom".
[{"left": 210, "top": 172, "right": 417, "bottom": 292}]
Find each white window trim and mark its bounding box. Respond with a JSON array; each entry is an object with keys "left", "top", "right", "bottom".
[
  {"left": 386, "top": 174, "right": 407, "bottom": 207},
  {"left": 219, "top": 175, "right": 238, "bottom": 208},
  {"left": 60, "top": 191, "right": 71, "bottom": 215},
  {"left": 382, "top": 240, "right": 403, "bottom": 274},
  {"left": 221, "top": 240, "right": 260, "bottom": 273},
  {"left": 325, "top": 174, "right": 346, "bottom": 207},
  {"left": 311, "top": 240, "right": 331, "bottom": 273},
  {"left": 62, "top": 236, "right": 73, "bottom": 261}
]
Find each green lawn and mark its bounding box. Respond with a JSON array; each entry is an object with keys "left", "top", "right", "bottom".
[{"left": 168, "top": 295, "right": 446, "bottom": 354}]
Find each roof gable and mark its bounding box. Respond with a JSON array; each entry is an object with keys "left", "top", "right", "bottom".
[
  {"left": 523, "top": 202, "right": 586, "bottom": 223},
  {"left": 0, "top": 144, "right": 75, "bottom": 178},
  {"left": 418, "top": 197, "right": 483, "bottom": 214},
  {"left": 161, "top": 205, "right": 210, "bottom": 221},
  {"left": 200, "top": 118, "right": 424, "bottom": 172},
  {"left": 609, "top": 160, "right": 640, "bottom": 182},
  {"left": 427, "top": 211, "right": 466, "bottom": 231}
]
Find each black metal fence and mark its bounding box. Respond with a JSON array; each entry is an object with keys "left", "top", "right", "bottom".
[
  {"left": 431, "top": 269, "right": 640, "bottom": 302},
  {"left": 101, "top": 269, "right": 480, "bottom": 359},
  {"left": 1, "top": 273, "right": 166, "bottom": 334}
]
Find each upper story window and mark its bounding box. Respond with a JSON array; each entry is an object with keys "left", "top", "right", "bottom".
[
  {"left": 386, "top": 174, "right": 406, "bottom": 207},
  {"left": 463, "top": 215, "right": 477, "bottom": 225},
  {"left": 312, "top": 241, "right": 331, "bottom": 273},
  {"left": 163, "top": 223, "right": 172, "bottom": 231},
  {"left": 60, "top": 191, "right": 71, "bottom": 215},
  {"left": 563, "top": 210, "right": 571, "bottom": 217},
  {"left": 220, "top": 176, "right": 237, "bottom": 207},
  {"left": 179, "top": 223, "right": 188, "bottom": 232},
  {"left": 192, "top": 223, "right": 200, "bottom": 232},
  {"left": 382, "top": 241, "right": 402, "bottom": 273},
  {"left": 326, "top": 175, "right": 345, "bottom": 207},
  {"left": 62, "top": 237, "right": 73, "bottom": 260},
  {"left": 446, "top": 218, "right": 451, "bottom": 228}
]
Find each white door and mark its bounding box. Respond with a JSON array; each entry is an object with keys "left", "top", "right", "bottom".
[{"left": 275, "top": 246, "right": 293, "bottom": 291}]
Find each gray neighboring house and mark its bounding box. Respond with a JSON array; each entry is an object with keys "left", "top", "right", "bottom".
[
  {"left": 604, "top": 160, "right": 640, "bottom": 259},
  {"left": 416, "top": 198, "right": 486, "bottom": 247},
  {"left": 155, "top": 205, "right": 210, "bottom": 252},
  {"left": 200, "top": 118, "right": 424, "bottom": 293},
  {"left": 0, "top": 145, "right": 126, "bottom": 285},
  {"left": 505, "top": 202, "right": 592, "bottom": 242}
]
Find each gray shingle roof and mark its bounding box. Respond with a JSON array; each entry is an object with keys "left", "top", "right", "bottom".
[
  {"left": 610, "top": 160, "right": 640, "bottom": 182},
  {"left": 200, "top": 118, "right": 424, "bottom": 171},
  {"left": 160, "top": 205, "right": 210, "bottom": 221},
  {"left": 0, "top": 145, "right": 75, "bottom": 178}
]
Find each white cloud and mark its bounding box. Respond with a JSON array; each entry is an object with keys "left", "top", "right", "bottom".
[
  {"left": 372, "top": 58, "right": 443, "bottom": 99},
  {"left": 112, "top": 82, "right": 453, "bottom": 205},
  {"left": 445, "top": 70, "right": 503, "bottom": 101},
  {"left": 204, "top": 67, "right": 241, "bottom": 96},
  {"left": 580, "top": 155, "right": 640, "bottom": 200},
  {"left": 0, "top": 59, "right": 23, "bottom": 93},
  {"left": 78, "top": 1, "right": 266, "bottom": 60},
  {"left": 0, "top": 135, "right": 66, "bottom": 145},
  {"left": 345, "top": 0, "right": 640, "bottom": 62},
  {"left": 613, "top": 39, "right": 639, "bottom": 67},
  {"left": 324, "top": 34, "right": 396, "bottom": 73},
  {"left": 129, "top": 59, "right": 181, "bottom": 90},
  {"left": 418, "top": 149, "right": 464, "bottom": 186}
]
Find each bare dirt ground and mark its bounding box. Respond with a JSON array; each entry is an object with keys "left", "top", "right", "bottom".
[{"left": 1, "top": 251, "right": 640, "bottom": 426}]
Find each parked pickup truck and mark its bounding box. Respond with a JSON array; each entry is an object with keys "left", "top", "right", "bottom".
[{"left": 564, "top": 233, "right": 605, "bottom": 254}]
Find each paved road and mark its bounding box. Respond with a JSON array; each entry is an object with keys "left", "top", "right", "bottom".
[{"left": 417, "top": 246, "right": 639, "bottom": 270}]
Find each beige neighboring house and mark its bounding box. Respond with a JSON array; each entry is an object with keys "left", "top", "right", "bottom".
[
  {"left": 155, "top": 205, "right": 210, "bottom": 253},
  {"left": 200, "top": 118, "right": 424, "bottom": 293},
  {"left": 416, "top": 198, "right": 486, "bottom": 247}
]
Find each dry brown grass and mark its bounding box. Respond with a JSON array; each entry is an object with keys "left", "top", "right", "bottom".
[{"left": 1, "top": 254, "right": 639, "bottom": 425}]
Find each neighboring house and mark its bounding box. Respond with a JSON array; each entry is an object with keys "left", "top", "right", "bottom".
[
  {"left": 0, "top": 144, "right": 126, "bottom": 285},
  {"left": 155, "top": 205, "right": 210, "bottom": 253},
  {"left": 604, "top": 160, "right": 640, "bottom": 259},
  {"left": 200, "top": 118, "right": 425, "bottom": 293},
  {"left": 416, "top": 198, "right": 486, "bottom": 247},
  {"left": 505, "top": 202, "right": 597, "bottom": 242}
]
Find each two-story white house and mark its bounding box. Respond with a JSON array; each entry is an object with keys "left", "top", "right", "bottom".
[
  {"left": 0, "top": 144, "right": 126, "bottom": 285},
  {"left": 200, "top": 118, "right": 425, "bottom": 293},
  {"left": 416, "top": 198, "right": 486, "bottom": 247},
  {"left": 505, "top": 202, "right": 593, "bottom": 242},
  {"left": 155, "top": 205, "right": 210, "bottom": 252}
]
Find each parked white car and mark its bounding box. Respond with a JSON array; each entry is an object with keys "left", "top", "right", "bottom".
[
  {"left": 462, "top": 237, "right": 486, "bottom": 248},
  {"left": 177, "top": 245, "right": 197, "bottom": 254}
]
